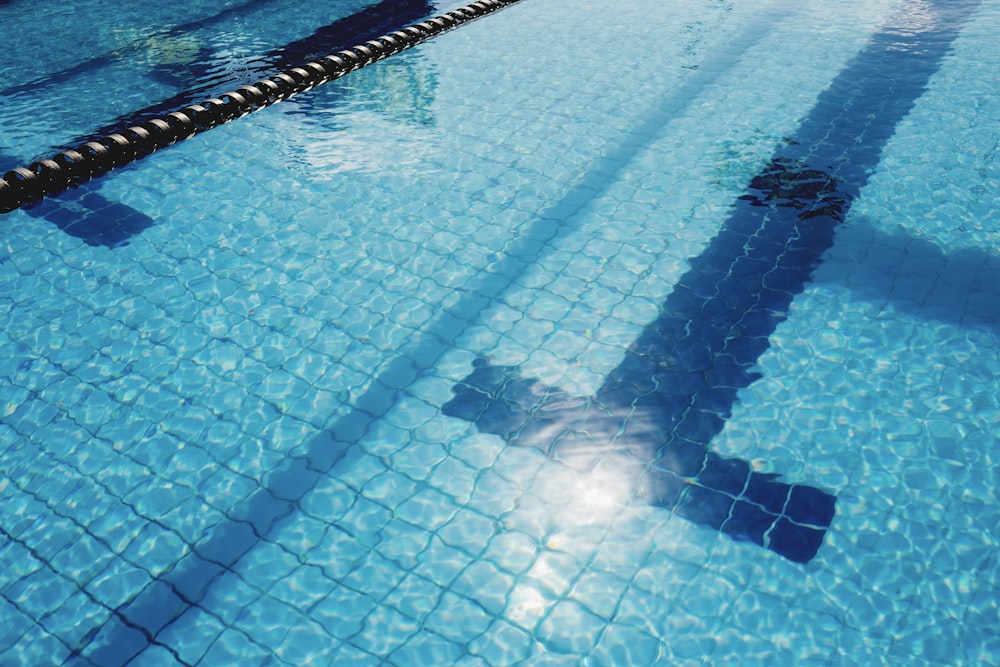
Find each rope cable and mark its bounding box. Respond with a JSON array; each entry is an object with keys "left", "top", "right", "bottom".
[{"left": 0, "top": 0, "right": 523, "bottom": 214}]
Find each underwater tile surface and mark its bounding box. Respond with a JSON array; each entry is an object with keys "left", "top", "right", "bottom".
[{"left": 2, "top": 0, "right": 1000, "bottom": 664}]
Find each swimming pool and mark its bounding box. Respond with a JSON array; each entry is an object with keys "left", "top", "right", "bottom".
[{"left": 2, "top": 0, "right": 998, "bottom": 663}]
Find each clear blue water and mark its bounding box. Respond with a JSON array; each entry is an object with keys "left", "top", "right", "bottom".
[{"left": 2, "top": 0, "right": 999, "bottom": 664}]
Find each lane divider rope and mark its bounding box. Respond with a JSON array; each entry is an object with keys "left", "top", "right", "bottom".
[{"left": 0, "top": 0, "right": 523, "bottom": 214}]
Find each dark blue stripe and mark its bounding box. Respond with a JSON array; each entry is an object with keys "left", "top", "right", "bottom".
[{"left": 444, "top": 0, "right": 980, "bottom": 563}]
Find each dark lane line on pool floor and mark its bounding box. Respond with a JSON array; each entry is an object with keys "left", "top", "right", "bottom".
[{"left": 443, "top": 0, "right": 982, "bottom": 564}]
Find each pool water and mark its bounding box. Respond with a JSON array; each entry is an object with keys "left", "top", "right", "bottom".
[{"left": 2, "top": 0, "right": 999, "bottom": 664}]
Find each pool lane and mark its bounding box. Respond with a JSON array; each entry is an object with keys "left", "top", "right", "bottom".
[
  {"left": 444, "top": 0, "right": 981, "bottom": 563},
  {"left": 67, "top": 0, "right": 437, "bottom": 147},
  {"left": 0, "top": 0, "right": 294, "bottom": 100},
  {"left": 64, "top": 6, "right": 790, "bottom": 663},
  {"left": 60, "top": 0, "right": 982, "bottom": 662},
  {"left": 1, "top": 0, "right": 437, "bottom": 248}
]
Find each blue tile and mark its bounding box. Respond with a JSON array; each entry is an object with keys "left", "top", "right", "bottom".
[
  {"left": 265, "top": 456, "right": 323, "bottom": 503},
  {"left": 675, "top": 485, "right": 735, "bottom": 531},
  {"left": 698, "top": 455, "right": 751, "bottom": 497},
  {"left": 476, "top": 400, "right": 531, "bottom": 440},
  {"left": 80, "top": 615, "right": 148, "bottom": 667},
  {"left": 653, "top": 442, "right": 707, "bottom": 478},
  {"left": 119, "top": 581, "right": 187, "bottom": 638},
  {"left": 786, "top": 484, "right": 837, "bottom": 527},
  {"left": 743, "top": 473, "right": 791, "bottom": 516},
  {"left": 722, "top": 500, "right": 779, "bottom": 547},
  {"left": 767, "top": 517, "right": 827, "bottom": 565},
  {"left": 193, "top": 521, "right": 258, "bottom": 568},
  {"left": 672, "top": 409, "right": 727, "bottom": 446},
  {"left": 119, "top": 643, "right": 184, "bottom": 666},
  {"left": 635, "top": 467, "right": 686, "bottom": 509}
]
